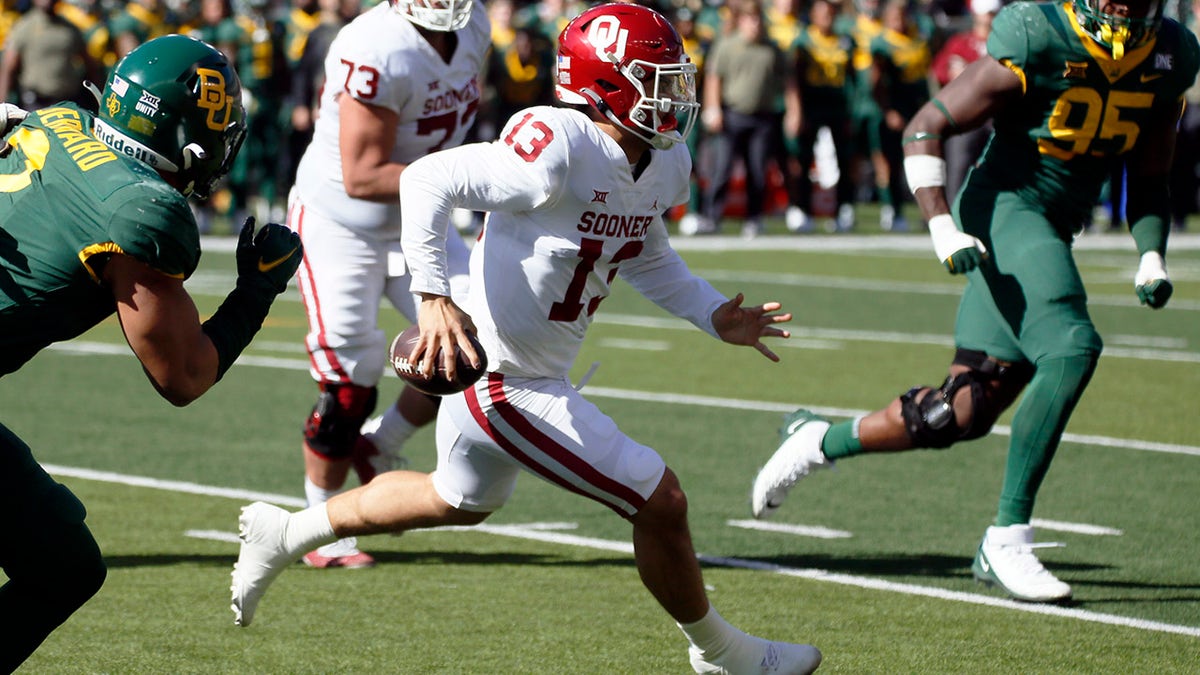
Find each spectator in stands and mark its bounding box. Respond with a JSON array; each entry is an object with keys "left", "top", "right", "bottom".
[
  {"left": 230, "top": 0, "right": 289, "bottom": 223},
  {"left": 282, "top": 0, "right": 323, "bottom": 190},
  {"left": 838, "top": 0, "right": 886, "bottom": 210},
  {"left": 672, "top": 4, "right": 712, "bottom": 226},
  {"left": 786, "top": 0, "right": 857, "bottom": 233},
  {"left": 683, "top": 0, "right": 800, "bottom": 238},
  {"left": 110, "top": 0, "right": 173, "bottom": 59},
  {"left": 1171, "top": 0, "right": 1200, "bottom": 230},
  {"left": 766, "top": 0, "right": 803, "bottom": 51},
  {"left": 185, "top": 0, "right": 239, "bottom": 62},
  {"left": 481, "top": 25, "right": 555, "bottom": 142},
  {"left": 58, "top": 0, "right": 114, "bottom": 74},
  {"left": 0, "top": 0, "right": 101, "bottom": 111},
  {"left": 870, "top": 0, "right": 933, "bottom": 231},
  {"left": 287, "top": 0, "right": 361, "bottom": 150}
]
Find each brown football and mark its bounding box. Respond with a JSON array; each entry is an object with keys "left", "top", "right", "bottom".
[{"left": 389, "top": 325, "right": 488, "bottom": 396}]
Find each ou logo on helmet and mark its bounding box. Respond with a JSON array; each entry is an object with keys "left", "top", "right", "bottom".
[{"left": 588, "top": 16, "right": 629, "bottom": 62}]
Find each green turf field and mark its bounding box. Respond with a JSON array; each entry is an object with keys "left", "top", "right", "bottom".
[{"left": 5, "top": 227, "right": 1199, "bottom": 673}]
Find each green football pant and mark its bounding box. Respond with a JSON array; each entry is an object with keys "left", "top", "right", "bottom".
[
  {"left": 0, "top": 423, "right": 106, "bottom": 671},
  {"left": 954, "top": 188, "right": 1102, "bottom": 525}
]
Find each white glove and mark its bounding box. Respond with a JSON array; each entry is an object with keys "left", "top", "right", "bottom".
[
  {"left": 0, "top": 103, "right": 28, "bottom": 136},
  {"left": 928, "top": 213, "right": 988, "bottom": 274}
]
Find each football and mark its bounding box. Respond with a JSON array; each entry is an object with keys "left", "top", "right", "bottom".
[{"left": 389, "top": 325, "right": 488, "bottom": 396}]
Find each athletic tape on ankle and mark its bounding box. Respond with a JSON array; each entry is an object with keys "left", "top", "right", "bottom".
[{"left": 903, "top": 154, "right": 946, "bottom": 191}]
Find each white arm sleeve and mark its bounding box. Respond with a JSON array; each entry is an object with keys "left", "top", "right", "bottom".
[
  {"left": 400, "top": 130, "right": 566, "bottom": 297},
  {"left": 619, "top": 218, "right": 727, "bottom": 338}
]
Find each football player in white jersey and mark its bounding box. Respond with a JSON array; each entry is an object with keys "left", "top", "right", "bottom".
[
  {"left": 234, "top": 5, "right": 822, "bottom": 672},
  {"left": 285, "top": 0, "right": 489, "bottom": 567}
]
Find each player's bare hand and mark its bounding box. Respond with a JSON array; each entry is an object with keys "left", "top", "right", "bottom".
[
  {"left": 711, "top": 293, "right": 792, "bottom": 362},
  {"left": 415, "top": 294, "right": 480, "bottom": 382}
]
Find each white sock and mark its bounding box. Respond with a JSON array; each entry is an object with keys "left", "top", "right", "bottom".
[
  {"left": 282, "top": 502, "right": 338, "bottom": 554},
  {"left": 365, "top": 404, "right": 420, "bottom": 455},
  {"left": 677, "top": 606, "right": 743, "bottom": 655},
  {"left": 304, "top": 476, "right": 339, "bottom": 508}
]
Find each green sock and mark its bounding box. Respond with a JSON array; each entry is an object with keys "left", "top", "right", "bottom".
[
  {"left": 821, "top": 419, "right": 864, "bottom": 460},
  {"left": 878, "top": 185, "right": 892, "bottom": 206}
]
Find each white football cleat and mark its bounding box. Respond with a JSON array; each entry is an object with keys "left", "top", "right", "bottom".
[
  {"left": 690, "top": 636, "right": 822, "bottom": 675},
  {"left": 786, "top": 206, "right": 813, "bottom": 233},
  {"left": 231, "top": 501, "right": 298, "bottom": 627},
  {"left": 679, "top": 213, "right": 717, "bottom": 236},
  {"left": 835, "top": 204, "right": 855, "bottom": 232},
  {"left": 972, "top": 524, "right": 1071, "bottom": 602},
  {"left": 751, "top": 409, "right": 832, "bottom": 520}
]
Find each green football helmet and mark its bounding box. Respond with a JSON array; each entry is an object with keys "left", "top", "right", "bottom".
[
  {"left": 93, "top": 34, "right": 246, "bottom": 199},
  {"left": 1074, "top": 0, "right": 1164, "bottom": 60}
]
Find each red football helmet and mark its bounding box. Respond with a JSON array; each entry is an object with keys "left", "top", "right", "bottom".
[{"left": 555, "top": 3, "right": 698, "bottom": 150}]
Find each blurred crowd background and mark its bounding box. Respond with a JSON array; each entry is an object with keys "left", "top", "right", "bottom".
[{"left": 1, "top": 0, "right": 1197, "bottom": 235}]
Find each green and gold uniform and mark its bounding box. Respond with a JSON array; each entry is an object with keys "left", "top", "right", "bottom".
[
  {"left": 228, "top": 11, "right": 287, "bottom": 214},
  {"left": 836, "top": 11, "right": 884, "bottom": 156},
  {"left": 871, "top": 16, "right": 932, "bottom": 217},
  {"left": 951, "top": 2, "right": 1199, "bottom": 524},
  {"left": 793, "top": 25, "right": 855, "bottom": 211},
  {"left": 0, "top": 104, "right": 197, "bottom": 374},
  {"left": 869, "top": 23, "right": 931, "bottom": 122},
  {"left": 795, "top": 25, "right": 853, "bottom": 129},
  {"left": 108, "top": 1, "right": 173, "bottom": 48},
  {"left": 0, "top": 103, "right": 197, "bottom": 669}
]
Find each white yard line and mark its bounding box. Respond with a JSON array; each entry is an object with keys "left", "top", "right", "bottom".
[
  {"left": 164, "top": 484, "right": 1200, "bottom": 638},
  {"left": 726, "top": 519, "right": 854, "bottom": 539},
  {"left": 43, "top": 342, "right": 1200, "bottom": 459},
  {"left": 1031, "top": 519, "right": 1124, "bottom": 536}
]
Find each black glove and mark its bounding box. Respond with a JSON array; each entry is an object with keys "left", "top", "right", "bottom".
[{"left": 235, "top": 217, "right": 303, "bottom": 296}]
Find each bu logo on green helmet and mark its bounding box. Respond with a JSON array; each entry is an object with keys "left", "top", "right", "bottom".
[{"left": 93, "top": 34, "right": 247, "bottom": 199}]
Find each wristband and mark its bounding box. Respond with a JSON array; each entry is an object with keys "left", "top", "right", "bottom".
[
  {"left": 201, "top": 285, "right": 275, "bottom": 381},
  {"left": 927, "top": 213, "right": 962, "bottom": 261},
  {"left": 903, "top": 154, "right": 946, "bottom": 191}
]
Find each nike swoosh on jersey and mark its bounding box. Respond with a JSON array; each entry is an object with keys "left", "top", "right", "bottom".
[
  {"left": 1140, "top": 73, "right": 1164, "bottom": 82},
  {"left": 979, "top": 556, "right": 990, "bottom": 573},
  {"left": 258, "top": 247, "right": 299, "bottom": 273}
]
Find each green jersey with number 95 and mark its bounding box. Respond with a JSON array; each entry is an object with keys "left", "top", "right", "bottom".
[
  {"left": 0, "top": 103, "right": 199, "bottom": 376},
  {"left": 974, "top": 1, "right": 1199, "bottom": 229}
]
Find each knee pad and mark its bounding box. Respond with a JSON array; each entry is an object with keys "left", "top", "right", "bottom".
[
  {"left": 900, "top": 378, "right": 971, "bottom": 449},
  {"left": 900, "top": 349, "right": 1033, "bottom": 448},
  {"left": 304, "top": 383, "right": 378, "bottom": 459}
]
